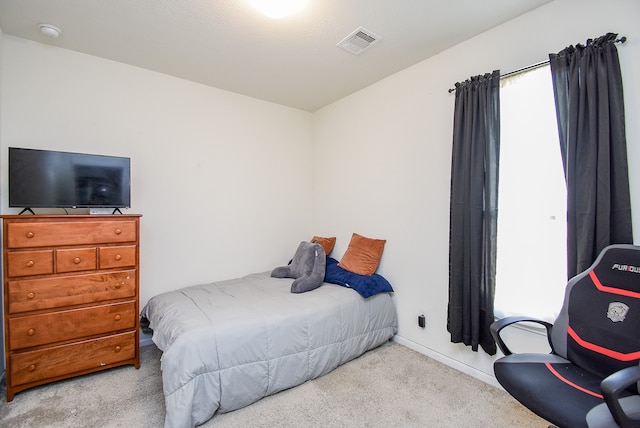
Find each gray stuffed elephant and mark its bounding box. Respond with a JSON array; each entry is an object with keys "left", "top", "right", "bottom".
[{"left": 271, "top": 241, "right": 326, "bottom": 293}]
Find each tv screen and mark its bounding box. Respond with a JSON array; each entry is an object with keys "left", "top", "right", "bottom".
[{"left": 9, "top": 147, "right": 131, "bottom": 209}]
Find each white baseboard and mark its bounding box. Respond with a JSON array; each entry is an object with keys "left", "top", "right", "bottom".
[
  {"left": 140, "top": 328, "right": 154, "bottom": 347},
  {"left": 140, "top": 336, "right": 154, "bottom": 347},
  {"left": 392, "top": 336, "right": 503, "bottom": 390}
]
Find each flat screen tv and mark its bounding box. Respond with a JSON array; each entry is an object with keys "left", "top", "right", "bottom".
[{"left": 9, "top": 147, "right": 131, "bottom": 209}]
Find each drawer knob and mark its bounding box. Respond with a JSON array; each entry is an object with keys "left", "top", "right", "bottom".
[
  {"left": 26, "top": 231, "right": 35, "bottom": 239},
  {"left": 27, "top": 328, "right": 36, "bottom": 336},
  {"left": 115, "top": 254, "right": 122, "bottom": 261},
  {"left": 27, "top": 292, "right": 35, "bottom": 299},
  {"left": 28, "top": 364, "right": 36, "bottom": 372},
  {"left": 74, "top": 257, "right": 81, "bottom": 264},
  {"left": 115, "top": 283, "right": 122, "bottom": 289},
  {"left": 26, "top": 260, "right": 35, "bottom": 268},
  {"left": 115, "top": 228, "right": 122, "bottom": 235},
  {"left": 114, "top": 346, "right": 122, "bottom": 353},
  {"left": 114, "top": 314, "right": 122, "bottom": 321}
]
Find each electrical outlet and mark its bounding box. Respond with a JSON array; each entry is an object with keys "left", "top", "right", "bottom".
[{"left": 418, "top": 314, "right": 426, "bottom": 328}]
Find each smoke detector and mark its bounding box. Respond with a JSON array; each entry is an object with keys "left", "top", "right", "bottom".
[
  {"left": 337, "top": 27, "right": 380, "bottom": 55},
  {"left": 39, "top": 23, "right": 61, "bottom": 38}
]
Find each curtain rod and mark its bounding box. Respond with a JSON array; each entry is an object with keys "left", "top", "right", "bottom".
[{"left": 447, "top": 36, "right": 627, "bottom": 93}]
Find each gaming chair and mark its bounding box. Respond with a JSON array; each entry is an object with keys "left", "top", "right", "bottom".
[{"left": 491, "top": 244, "right": 640, "bottom": 427}]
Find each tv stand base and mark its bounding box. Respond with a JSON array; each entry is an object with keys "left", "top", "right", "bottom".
[
  {"left": 18, "top": 208, "right": 35, "bottom": 215},
  {"left": 89, "top": 208, "right": 124, "bottom": 215}
]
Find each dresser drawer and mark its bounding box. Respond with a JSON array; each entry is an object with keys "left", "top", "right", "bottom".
[
  {"left": 99, "top": 245, "right": 137, "bottom": 269},
  {"left": 7, "top": 270, "right": 137, "bottom": 314},
  {"left": 6, "top": 220, "right": 137, "bottom": 249},
  {"left": 9, "top": 331, "right": 136, "bottom": 387},
  {"left": 8, "top": 302, "right": 136, "bottom": 350},
  {"left": 56, "top": 247, "right": 98, "bottom": 273},
  {"left": 6, "top": 250, "right": 54, "bottom": 277}
]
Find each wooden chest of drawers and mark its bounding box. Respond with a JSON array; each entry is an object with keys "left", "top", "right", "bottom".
[{"left": 2, "top": 215, "right": 141, "bottom": 401}]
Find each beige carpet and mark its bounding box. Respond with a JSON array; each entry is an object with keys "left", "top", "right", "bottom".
[{"left": 1, "top": 342, "right": 547, "bottom": 427}]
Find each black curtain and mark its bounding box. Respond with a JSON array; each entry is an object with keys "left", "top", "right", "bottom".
[
  {"left": 549, "top": 33, "right": 633, "bottom": 279},
  {"left": 448, "top": 70, "right": 500, "bottom": 355}
]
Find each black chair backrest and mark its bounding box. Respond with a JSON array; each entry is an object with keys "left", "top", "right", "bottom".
[{"left": 551, "top": 244, "right": 640, "bottom": 386}]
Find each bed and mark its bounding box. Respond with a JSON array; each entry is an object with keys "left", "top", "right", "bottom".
[{"left": 141, "top": 259, "right": 397, "bottom": 428}]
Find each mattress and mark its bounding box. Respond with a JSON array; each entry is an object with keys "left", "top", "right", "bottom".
[{"left": 141, "top": 271, "right": 397, "bottom": 428}]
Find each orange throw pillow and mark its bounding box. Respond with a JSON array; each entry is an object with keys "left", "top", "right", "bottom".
[
  {"left": 338, "top": 233, "right": 386, "bottom": 276},
  {"left": 311, "top": 236, "right": 336, "bottom": 256}
]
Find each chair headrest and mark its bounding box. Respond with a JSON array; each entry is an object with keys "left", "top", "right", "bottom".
[{"left": 589, "top": 244, "right": 640, "bottom": 295}]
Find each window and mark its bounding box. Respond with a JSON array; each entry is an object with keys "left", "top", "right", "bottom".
[{"left": 494, "top": 65, "right": 567, "bottom": 323}]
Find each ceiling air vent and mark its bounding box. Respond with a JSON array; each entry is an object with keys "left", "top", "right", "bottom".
[{"left": 337, "top": 27, "right": 381, "bottom": 55}]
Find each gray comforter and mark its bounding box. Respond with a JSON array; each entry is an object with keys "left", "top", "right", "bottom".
[{"left": 141, "top": 271, "right": 397, "bottom": 428}]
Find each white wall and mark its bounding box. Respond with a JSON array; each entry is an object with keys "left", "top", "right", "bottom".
[
  {"left": 0, "top": 25, "right": 4, "bottom": 377},
  {"left": 313, "top": 0, "right": 640, "bottom": 382},
  {"left": 0, "top": 36, "right": 315, "bottom": 308}
]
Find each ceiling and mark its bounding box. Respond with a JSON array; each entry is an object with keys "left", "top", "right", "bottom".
[{"left": 0, "top": 0, "right": 554, "bottom": 112}]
